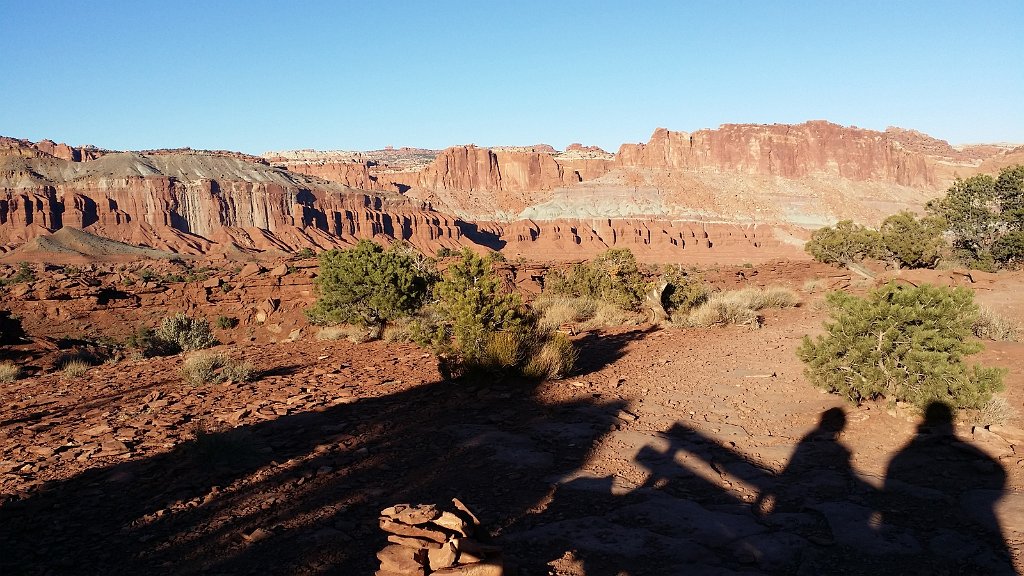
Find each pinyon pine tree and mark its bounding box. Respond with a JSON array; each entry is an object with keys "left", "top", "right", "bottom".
[
  {"left": 798, "top": 282, "right": 1004, "bottom": 411},
  {"left": 308, "top": 240, "right": 433, "bottom": 330}
]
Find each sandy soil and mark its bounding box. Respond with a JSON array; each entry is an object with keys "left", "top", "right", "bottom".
[{"left": 0, "top": 261, "right": 1022, "bottom": 575}]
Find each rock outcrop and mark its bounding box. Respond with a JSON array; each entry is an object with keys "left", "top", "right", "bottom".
[{"left": 0, "top": 141, "right": 468, "bottom": 255}]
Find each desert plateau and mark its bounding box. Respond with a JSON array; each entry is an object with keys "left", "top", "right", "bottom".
[{"left": 3, "top": 2, "right": 1024, "bottom": 574}]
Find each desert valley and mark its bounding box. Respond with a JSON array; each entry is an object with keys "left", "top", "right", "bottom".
[{"left": 0, "top": 121, "right": 1022, "bottom": 576}]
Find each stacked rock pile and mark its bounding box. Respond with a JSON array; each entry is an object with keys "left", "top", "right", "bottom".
[{"left": 377, "top": 499, "right": 503, "bottom": 575}]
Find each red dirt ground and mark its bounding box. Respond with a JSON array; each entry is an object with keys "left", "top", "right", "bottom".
[{"left": 0, "top": 259, "right": 1022, "bottom": 575}]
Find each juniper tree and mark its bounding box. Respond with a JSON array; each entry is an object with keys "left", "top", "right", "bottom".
[
  {"left": 804, "top": 220, "right": 881, "bottom": 265},
  {"left": 878, "top": 211, "right": 944, "bottom": 269}
]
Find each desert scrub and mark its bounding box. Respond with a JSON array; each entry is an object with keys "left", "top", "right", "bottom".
[
  {"left": 316, "top": 324, "right": 376, "bottom": 343},
  {"left": 60, "top": 360, "right": 90, "bottom": 379},
  {"left": 306, "top": 240, "right": 434, "bottom": 332},
  {"left": 972, "top": 306, "right": 1018, "bottom": 342},
  {"left": 660, "top": 265, "right": 711, "bottom": 314},
  {"left": 180, "top": 352, "right": 228, "bottom": 386},
  {"left": 0, "top": 361, "right": 22, "bottom": 382},
  {"left": 546, "top": 248, "right": 649, "bottom": 311},
  {"left": 156, "top": 313, "right": 217, "bottom": 353},
  {"left": 215, "top": 316, "right": 239, "bottom": 329},
  {"left": 798, "top": 282, "right": 1005, "bottom": 411},
  {"left": 181, "top": 352, "right": 257, "bottom": 386},
  {"left": 222, "top": 359, "right": 257, "bottom": 383},
  {"left": 420, "top": 249, "right": 577, "bottom": 381},
  {"left": 522, "top": 331, "right": 578, "bottom": 380},
  {"left": 682, "top": 286, "right": 797, "bottom": 327}
]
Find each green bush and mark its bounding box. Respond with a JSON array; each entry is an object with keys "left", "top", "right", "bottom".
[
  {"left": 417, "top": 249, "right": 576, "bottom": 380},
  {"left": 154, "top": 313, "right": 217, "bottom": 353},
  {"left": 431, "top": 249, "right": 527, "bottom": 357},
  {"left": 294, "top": 247, "right": 316, "bottom": 259},
  {"left": 798, "top": 282, "right": 1004, "bottom": 411},
  {"left": 307, "top": 240, "right": 434, "bottom": 330},
  {"left": 878, "top": 212, "right": 944, "bottom": 269},
  {"left": 547, "top": 248, "right": 648, "bottom": 311},
  {"left": 927, "top": 164, "right": 1024, "bottom": 269},
  {"left": 660, "top": 265, "right": 710, "bottom": 313},
  {"left": 215, "top": 316, "right": 239, "bottom": 329},
  {"left": 804, "top": 220, "right": 881, "bottom": 265}
]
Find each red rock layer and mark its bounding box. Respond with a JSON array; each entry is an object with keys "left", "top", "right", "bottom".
[{"left": 0, "top": 143, "right": 468, "bottom": 255}]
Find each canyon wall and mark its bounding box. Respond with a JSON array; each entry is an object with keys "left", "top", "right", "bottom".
[
  {"left": 0, "top": 144, "right": 468, "bottom": 256},
  {"left": 2, "top": 121, "right": 1018, "bottom": 263}
]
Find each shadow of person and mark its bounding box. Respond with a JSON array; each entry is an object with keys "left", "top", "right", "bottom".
[
  {"left": 883, "top": 401, "right": 1014, "bottom": 575},
  {"left": 754, "top": 407, "right": 869, "bottom": 516}
]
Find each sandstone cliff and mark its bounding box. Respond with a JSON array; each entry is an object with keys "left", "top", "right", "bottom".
[{"left": 0, "top": 141, "right": 468, "bottom": 255}]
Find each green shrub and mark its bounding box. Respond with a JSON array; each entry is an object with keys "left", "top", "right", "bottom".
[
  {"left": 155, "top": 313, "right": 217, "bottom": 353},
  {"left": 215, "top": 316, "right": 239, "bottom": 329},
  {"left": 798, "top": 282, "right": 1005, "bottom": 411},
  {"left": 927, "top": 164, "right": 1024, "bottom": 269},
  {"left": 431, "top": 249, "right": 527, "bottom": 357},
  {"left": 661, "top": 265, "right": 710, "bottom": 314},
  {"left": 878, "top": 212, "right": 945, "bottom": 269},
  {"left": 804, "top": 220, "right": 881, "bottom": 265},
  {"left": 546, "top": 248, "right": 648, "bottom": 311},
  {"left": 294, "top": 247, "right": 316, "bottom": 259},
  {"left": 306, "top": 240, "right": 434, "bottom": 330},
  {"left": 418, "top": 249, "right": 576, "bottom": 380}
]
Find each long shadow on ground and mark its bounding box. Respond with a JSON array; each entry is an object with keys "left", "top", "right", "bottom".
[
  {"left": 505, "top": 404, "right": 1015, "bottom": 575},
  {"left": 0, "top": 352, "right": 627, "bottom": 574}
]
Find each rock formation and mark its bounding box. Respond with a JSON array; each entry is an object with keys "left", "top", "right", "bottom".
[
  {"left": 2, "top": 121, "right": 1018, "bottom": 263},
  {"left": 0, "top": 141, "right": 468, "bottom": 255}
]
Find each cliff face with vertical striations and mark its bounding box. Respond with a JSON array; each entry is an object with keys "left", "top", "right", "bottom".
[
  {"left": 0, "top": 142, "right": 469, "bottom": 256},
  {"left": 2, "top": 121, "right": 1019, "bottom": 263}
]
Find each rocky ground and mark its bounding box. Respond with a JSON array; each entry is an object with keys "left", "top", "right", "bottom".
[{"left": 0, "top": 260, "right": 1022, "bottom": 575}]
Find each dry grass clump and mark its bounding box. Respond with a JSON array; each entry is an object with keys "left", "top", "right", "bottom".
[
  {"left": 181, "top": 352, "right": 257, "bottom": 386},
  {"left": 522, "top": 332, "right": 578, "bottom": 380},
  {"left": 681, "top": 286, "right": 798, "bottom": 328},
  {"left": 533, "top": 294, "right": 643, "bottom": 331},
  {"left": 973, "top": 306, "right": 1019, "bottom": 342},
  {"left": 181, "top": 352, "right": 227, "bottom": 386},
  {"left": 970, "top": 396, "right": 1018, "bottom": 427},
  {"left": 382, "top": 317, "right": 416, "bottom": 343},
  {"left": 0, "top": 361, "right": 22, "bottom": 382},
  {"left": 222, "top": 360, "right": 257, "bottom": 383},
  {"left": 316, "top": 324, "right": 376, "bottom": 343},
  {"left": 60, "top": 360, "right": 91, "bottom": 379}
]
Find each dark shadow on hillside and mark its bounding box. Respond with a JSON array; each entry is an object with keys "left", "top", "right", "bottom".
[
  {"left": 455, "top": 221, "right": 506, "bottom": 251},
  {"left": 572, "top": 327, "right": 658, "bottom": 376},
  {"left": 504, "top": 405, "right": 1016, "bottom": 575},
  {"left": 0, "top": 361, "right": 626, "bottom": 575}
]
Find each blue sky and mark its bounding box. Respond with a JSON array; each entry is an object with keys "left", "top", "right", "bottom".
[{"left": 2, "top": 1, "right": 1021, "bottom": 153}]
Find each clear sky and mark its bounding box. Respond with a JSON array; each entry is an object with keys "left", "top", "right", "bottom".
[{"left": 2, "top": 1, "right": 1021, "bottom": 154}]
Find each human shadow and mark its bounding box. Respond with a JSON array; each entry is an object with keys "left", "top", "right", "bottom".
[
  {"left": 881, "top": 402, "right": 1015, "bottom": 575},
  {"left": 0, "top": 352, "right": 627, "bottom": 575},
  {"left": 510, "top": 405, "right": 1017, "bottom": 575}
]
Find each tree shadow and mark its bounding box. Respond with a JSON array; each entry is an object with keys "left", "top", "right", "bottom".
[
  {"left": 0, "top": 363, "right": 626, "bottom": 574},
  {"left": 573, "top": 327, "right": 658, "bottom": 376}
]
